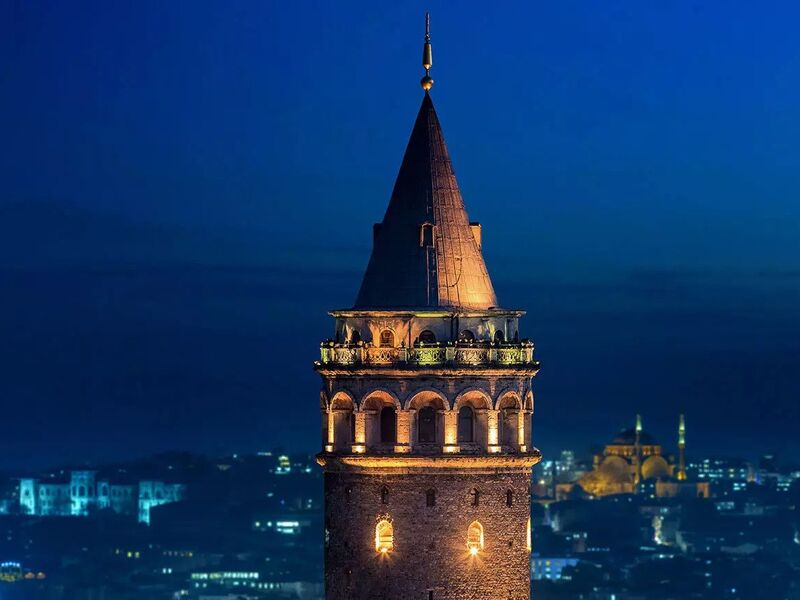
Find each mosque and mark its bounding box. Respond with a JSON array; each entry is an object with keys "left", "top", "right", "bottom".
[{"left": 575, "top": 414, "right": 709, "bottom": 499}]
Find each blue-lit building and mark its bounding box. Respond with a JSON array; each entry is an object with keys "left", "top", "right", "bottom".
[{"left": 531, "top": 557, "right": 580, "bottom": 580}]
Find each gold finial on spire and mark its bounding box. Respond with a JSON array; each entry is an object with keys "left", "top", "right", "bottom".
[{"left": 421, "top": 12, "right": 434, "bottom": 91}]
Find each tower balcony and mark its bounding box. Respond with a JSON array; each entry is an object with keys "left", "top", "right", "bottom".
[{"left": 318, "top": 340, "right": 536, "bottom": 369}]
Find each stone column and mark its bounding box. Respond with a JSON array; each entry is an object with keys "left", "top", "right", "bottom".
[
  {"left": 395, "top": 410, "right": 412, "bottom": 453},
  {"left": 517, "top": 409, "right": 527, "bottom": 453},
  {"left": 352, "top": 412, "right": 366, "bottom": 453},
  {"left": 325, "top": 410, "right": 335, "bottom": 452},
  {"left": 443, "top": 410, "right": 459, "bottom": 453},
  {"left": 487, "top": 409, "right": 501, "bottom": 453}
]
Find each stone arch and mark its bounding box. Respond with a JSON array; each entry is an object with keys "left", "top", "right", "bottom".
[
  {"left": 330, "top": 391, "right": 356, "bottom": 452},
  {"left": 454, "top": 389, "right": 492, "bottom": 448},
  {"left": 405, "top": 389, "right": 450, "bottom": 411},
  {"left": 406, "top": 390, "right": 448, "bottom": 447},
  {"left": 361, "top": 390, "right": 401, "bottom": 449},
  {"left": 496, "top": 391, "right": 522, "bottom": 449},
  {"left": 495, "top": 390, "right": 522, "bottom": 411},
  {"left": 360, "top": 389, "right": 402, "bottom": 411},
  {"left": 524, "top": 390, "right": 534, "bottom": 412},
  {"left": 454, "top": 388, "right": 492, "bottom": 411}
]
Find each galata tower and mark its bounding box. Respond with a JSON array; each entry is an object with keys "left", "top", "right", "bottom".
[{"left": 316, "top": 15, "right": 541, "bottom": 600}]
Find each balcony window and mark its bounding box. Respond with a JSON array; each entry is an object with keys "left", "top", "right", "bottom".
[
  {"left": 419, "top": 330, "right": 436, "bottom": 344},
  {"left": 379, "top": 330, "right": 395, "bottom": 347}
]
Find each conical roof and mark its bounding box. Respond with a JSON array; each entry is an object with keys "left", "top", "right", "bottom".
[{"left": 353, "top": 93, "right": 498, "bottom": 311}]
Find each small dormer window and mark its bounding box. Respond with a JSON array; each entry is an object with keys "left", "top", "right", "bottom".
[
  {"left": 419, "top": 222, "right": 435, "bottom": 247},
  {"left": 379, "top": 330, "right": 395, "bottom": 347}
]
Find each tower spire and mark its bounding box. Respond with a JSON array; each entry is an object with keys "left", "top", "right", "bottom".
[
  {"left": 421, "top": 12, "right": 434, "bottom": 91},
  {"left": 677, "top": 414, "right": 687, "bottom": 481}
]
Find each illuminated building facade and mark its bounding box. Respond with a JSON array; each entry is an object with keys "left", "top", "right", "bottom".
[
  {"left": 18, "top": 472, "right": 183, "bottom": 524},
  {"left": 577, "top": 414, "right": 709, "bottom": 498},
  {"left": 316, "top": 16, "right": 541, "bottom": 600}
]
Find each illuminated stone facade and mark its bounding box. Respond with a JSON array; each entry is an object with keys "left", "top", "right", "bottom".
[
  {"left": 316, "top": 36, "right": 541, "bottom": 598},
  {"left": 576, "top": 415, "right": 709, "bottom": 499},
  {"left": 18, "top": 472, "right": 183, "bottom": 523}
]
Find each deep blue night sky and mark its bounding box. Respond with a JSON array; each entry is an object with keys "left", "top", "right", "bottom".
[{"left": 1, "top": 1, "right": 799, "bottom": 468}]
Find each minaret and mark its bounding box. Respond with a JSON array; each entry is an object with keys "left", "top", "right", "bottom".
[
  {"left": 677, "top": 414, "right": 687, "bottom": 481},
  {"left": 633, "top": 414, "right": 643, "bottom": 488},
  {"left": 316, "top": 15, "right": 540, "bottom": 600}
]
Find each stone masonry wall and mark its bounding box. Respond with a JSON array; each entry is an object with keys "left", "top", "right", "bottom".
[{"left": 324, "top": 468, "right": 532, "bottom": 600}]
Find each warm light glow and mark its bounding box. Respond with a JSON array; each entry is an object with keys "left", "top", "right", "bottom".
[
  {"left": 375, "top": 519, "right": 394, "bottom": 553},
  {"left": 526, "top": 517, "right": 531, "bottom": 552},
  {"left": 467, "top": 520, "right": 484, "bottom": 555}
]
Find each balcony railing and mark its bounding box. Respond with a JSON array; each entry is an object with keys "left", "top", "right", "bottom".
[{"left": 318, "top": 341, "right": 536, "bottom": 368}]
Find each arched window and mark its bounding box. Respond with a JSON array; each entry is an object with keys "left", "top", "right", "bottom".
[
  {"left": 380, "top": 407, "right": 397, "bottom": 443},
  {"left": 78, "top": 486, "right": 86, "bottom": 498},
  {"left": 470, "top": 488, "right": 480, "bottom": 507},
  {"left": 494, "top": 330, "right": 505, "bottom": 343},
  {"left": 419, "top": 330, "right": 436, "bottom": 344},
  {"left": 418, "top": 406, "right": 436, "bottom": 443},
  {"left": 381, "top": 486, "right": 389, "bottom": 505},
  {"left": 379, "top": 330, "right": 395, "bottom": 347},
  {"left": 457, "top": 406, "right": 474, "bottom": 442},
  {"left": 375, "top": 520, "right": 394, "bottom": 553},
  {"left": 506, "top": 489, "right": 514, "bottom": 507},
  {"left": 467, "top": 521, "right": 484, "bottom": 554},
  {"left": 349, "top": 330, "right": 361, "bottom": 344},
  {"left": 426, "top": 489, "right": 436, "bottom": 507},
  {"left": 459, "top": 330, "right": 475, "bottom": 342}
]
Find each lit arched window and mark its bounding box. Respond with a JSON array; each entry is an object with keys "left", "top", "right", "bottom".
[
  {"left": 459, "top": 330, "right": 475, "bottom": 342},
  {"left": 506, "top": 489, "right": 514, "bottom": 507},
  {"left": 426, "top": 489, "right": 436, "bottom": 507},
  {"left": 526, "top": 517, "right": 532, "bottom": 552},
  {"left": 375, "top": 519, "right": 394, "bottom": 553},
  {"left": 381, "top": 486, "right": 389, "bottom": 505},
  {"left": 457, "top": 406, "right": 474, "bottom": 442},
  {"left": 467, "top": 521, "right": 484, "bottom": 554},
  {"left": 380, "top": 407, "right": 397, "bottom": 443},
  {"left": 418, "top": 406, "right": 436, "bottom": 443},
  {"left": 379, "top": 330, "right": 395, "bottom": 347}
]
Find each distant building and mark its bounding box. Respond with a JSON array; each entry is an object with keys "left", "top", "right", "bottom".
[
  {"left": 576, "top": 415, "right": 709, "bottom": 499},
  {"left": 138, "top": 480, "right": 186, "bottom": 525},
  {"left": 530, "top": 557, "right": 580, "bottom": 580},
  {"left": 18, "top": 471, "right": 184, "bottom": 524}
]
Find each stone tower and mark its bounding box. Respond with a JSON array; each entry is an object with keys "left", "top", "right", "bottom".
[{"left": 316, "top": 16, "right": 541, "bottom": 600}]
